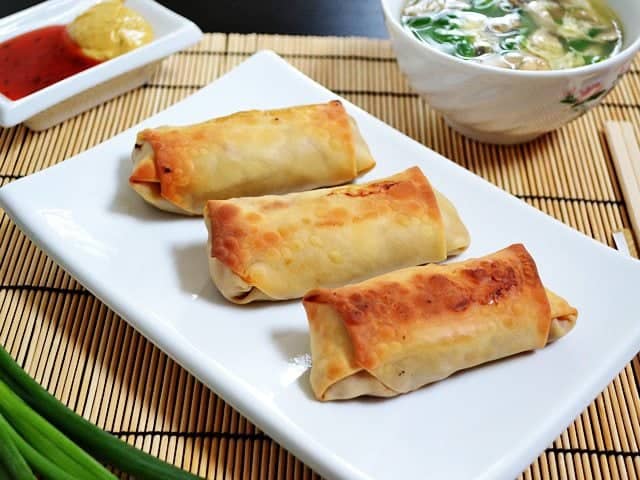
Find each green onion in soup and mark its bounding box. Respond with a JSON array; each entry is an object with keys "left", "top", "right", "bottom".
[{"left": 402, "top": 0, "right": 623, "bottom": 70}]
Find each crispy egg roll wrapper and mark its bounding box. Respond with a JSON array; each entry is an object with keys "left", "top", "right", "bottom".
[
  {"left": 302, "top": 244, "right": 578, "bottom": 401},
  {"left": 129, "top": 101, "right": 376, "bottom": 215},
  {"left": 204, "top": 167, "right": 470, "bottom": 303}
]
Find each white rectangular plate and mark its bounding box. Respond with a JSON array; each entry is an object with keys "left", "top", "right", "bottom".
[{"left": 1, "top": 51, "right": 640, "bottom": 480}]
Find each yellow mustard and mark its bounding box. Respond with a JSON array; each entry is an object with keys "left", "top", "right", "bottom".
[{"left": 67, "top": 0, "right": 153, "bottom": 61}]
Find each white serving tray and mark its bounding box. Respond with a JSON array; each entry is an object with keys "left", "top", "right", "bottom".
[
  {"left": 1, "top": 51, "right": 639, "bottom": 480},
  {"left": 0, "top": 0, "right": 202, "bottom": 129}
]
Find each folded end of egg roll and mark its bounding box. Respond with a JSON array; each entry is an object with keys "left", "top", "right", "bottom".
[
  {"left": 546, "top": 288, "right": 578, "bottom": 342},
  {"left": 348, "top": 116, "right": 376, "bottom": 175},
  {"left": 303, "top": 244, "right": 577, "bottom": 401},
  {"left": 435, "top": 190, "right": 470, "bottom": 256},
  {"left": 129, "top": 101, "right": 376, "bottom": 214},
  {"left": 203, "top": 207, "right": 268, "bottom": 304},
  {"left": 128, "top": 141, "right": 194, "bottom": 215}
]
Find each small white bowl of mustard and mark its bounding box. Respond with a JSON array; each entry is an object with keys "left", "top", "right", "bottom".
[{"left": 0, "top": 0, "right": 202, "bottom": 130}]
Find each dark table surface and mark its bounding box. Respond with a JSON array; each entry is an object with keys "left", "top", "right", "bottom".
[{"left": 2, "top": 0, "right": 389, "bottom": 38}]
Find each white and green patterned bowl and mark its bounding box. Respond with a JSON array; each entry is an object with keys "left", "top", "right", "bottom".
[{"left": 381, "top": 0, "right": 640, "bottom": 144}]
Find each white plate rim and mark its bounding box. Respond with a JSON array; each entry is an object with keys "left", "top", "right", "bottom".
[{"left": 0, "top": 50, "right": 639, "bottom": 480}]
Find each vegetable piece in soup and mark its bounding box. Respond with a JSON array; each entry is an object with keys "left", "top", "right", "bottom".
[{"left": 402, "top": 0, "right": 622, "bottom": 70}]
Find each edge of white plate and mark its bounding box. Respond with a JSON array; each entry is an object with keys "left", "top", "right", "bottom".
[{"left": 1, "top": 50, "right": 639, "bottom": 480}]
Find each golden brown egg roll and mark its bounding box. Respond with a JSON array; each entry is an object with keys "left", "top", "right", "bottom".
[
  {"left": 129, "top": 101, "right": 376, "bottom": 214},
  {"left": 302, "top": 244, "right": 577, "bottom": 401},
  {"left": 204, "top": 167, "right": 470, "bottom": 303}
]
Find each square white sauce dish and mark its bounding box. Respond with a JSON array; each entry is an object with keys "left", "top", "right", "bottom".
[{"left": 0, "top": 0, "right": 202, "bottom": 130}]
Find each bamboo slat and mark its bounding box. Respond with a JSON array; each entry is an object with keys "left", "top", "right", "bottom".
[{"left": 0, "top": 33, "right": 638, "bottom": 479}]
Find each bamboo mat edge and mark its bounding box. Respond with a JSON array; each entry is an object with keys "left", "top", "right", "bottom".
[{"left": 0, "top": 33, "right": 639, "bottom": 480}]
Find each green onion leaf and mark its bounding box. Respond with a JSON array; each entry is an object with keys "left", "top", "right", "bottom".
[
  {"left": 0, "top": 462, "right": 10, "bottom": 480},
  {"left": 0, "top": 412, "right": 35, "bottom": 480},
  {"left": 469, "top": 0, "right": 507, "bottom": 17},
  {"left": 567, "top": 39, "right": 593, "bottom": 52},
  {"left": 588, "top": 27, "right": 603, "bottom": 38},
  {"left": 519, "top": 11, "right": 537, "bottom": 36},
  {"left": 0, "top": 380, "right": 116, "bottom": 480},
  {"left": 456, "top": 39, "right": 479, "bottom": 57},
  {"left": 405, "top": 16, "right": 433, "bottom": 29},
  {"left": 0, "top": 413, "right": 75, "bottom": 480},
  {"left": 0, "top": 344, "right": 203, "bottom": 480}
]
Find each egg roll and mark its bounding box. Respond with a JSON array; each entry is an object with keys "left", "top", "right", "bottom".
[
  {"left": 302, "top": 244, "right": 577, "bottom": 401},
  {"left": 129, "top": 101, "right": 376, "bottom": 214},
  {"left": 204, "top": 166, "right": 470, "bottom": 303}
]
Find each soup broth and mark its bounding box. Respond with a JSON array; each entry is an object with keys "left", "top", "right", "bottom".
[{"left": 402, "top": 0, "right": 623, "bottom": 70}]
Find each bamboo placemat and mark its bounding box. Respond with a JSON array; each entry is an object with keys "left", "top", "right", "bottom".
[{"left": 1, "top": 33, "right": 639, "bottom": 479}]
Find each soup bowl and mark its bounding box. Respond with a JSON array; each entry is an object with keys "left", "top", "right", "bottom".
[{"left": 381, "top": 0, "right": 640, "bottom": 144}]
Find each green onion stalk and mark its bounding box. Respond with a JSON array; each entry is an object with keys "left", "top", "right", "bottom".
[
  {"left": 0, "top": 413, "right": 75, "bottom": 480},
  {"left": 0, "top": 411, "right": 35, "bottom": 480},
  {"left": 0, "top": 344, "right": 202, "bottom": 480}
]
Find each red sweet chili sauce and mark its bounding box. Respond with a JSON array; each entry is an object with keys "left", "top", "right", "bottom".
[{"left": 0, "top": 25, "right": 101, "bottom": 101}]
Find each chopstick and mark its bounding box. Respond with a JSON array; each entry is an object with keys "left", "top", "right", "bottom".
[
  {"left": 604, "top": 121, "right": 640, "bottom": 246},
  {"left": 613, "top": 230, "right": 631, "bottom": 256},
  {"left": 612, "top": 228, "right": 639, "bottom": 258}
]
